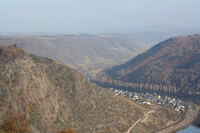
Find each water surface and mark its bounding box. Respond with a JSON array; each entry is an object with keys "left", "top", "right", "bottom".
[{"left": 177, "top": 126, "right": 200, "bottom": 133}]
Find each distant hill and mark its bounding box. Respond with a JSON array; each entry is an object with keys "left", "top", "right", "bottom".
[
  {"left": 0, "top": 45, "right": 179, "bottom": 133},
  {"left": 97, "top": 34, "right": 200, "bottom": 103},
  {"left": 0, "top": 34, "right": 151, "bottom": 73}
]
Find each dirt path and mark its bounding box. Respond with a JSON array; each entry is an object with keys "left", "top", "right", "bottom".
[{"left": 124, "top": 110, "right": 154, "bottom": 133}]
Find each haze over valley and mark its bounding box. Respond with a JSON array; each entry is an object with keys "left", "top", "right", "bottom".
[{"left": 0, "top": 0, "right": 200, "bottom": 133}]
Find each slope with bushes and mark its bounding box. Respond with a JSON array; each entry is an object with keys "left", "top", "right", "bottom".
[{"left": 98, "top": 34, "right": 200, "bottom": 103}]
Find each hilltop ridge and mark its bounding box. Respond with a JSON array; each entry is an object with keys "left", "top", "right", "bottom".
[{"left": 96, "top": 34, "right": 200, "bottom": 104}]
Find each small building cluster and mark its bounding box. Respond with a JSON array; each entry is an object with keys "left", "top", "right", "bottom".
[{"left": 110, "top": 88, "right": 185, "bottom": 112}]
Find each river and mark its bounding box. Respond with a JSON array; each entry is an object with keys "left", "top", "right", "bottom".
[
  {"left": 177, "top": 126, "right": 200, "bottom": 133},
  {"left": 178, "top": 113, "right": 200, "bottom": 133}
]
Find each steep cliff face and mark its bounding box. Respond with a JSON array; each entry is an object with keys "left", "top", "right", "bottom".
[
  {"left": 0, "top": 46, "right": 60, "bottom": 132},
  {"left": 104, "top": 34, "right": 200, "bottom": 96},
  {"left": 0, "top": 45, "right": 148, "bottom": 133}
]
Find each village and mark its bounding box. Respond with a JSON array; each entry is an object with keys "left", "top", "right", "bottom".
[{"left": 110, "top": 88, "right": 186, "bottom": 113}]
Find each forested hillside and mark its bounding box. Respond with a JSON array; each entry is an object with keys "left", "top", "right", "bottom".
[{"left": 96, "top": 34, "right": 200, "bottom": 103}]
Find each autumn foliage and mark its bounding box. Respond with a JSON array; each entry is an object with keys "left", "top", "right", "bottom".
[
  {"left": 56, "top": 129, "right": 76, "bottom": 133},
  {"left": 0, "top": 114, "right": 77, "bottom": 133},
  {"left": 0, "top": 114, "right": 32, "bottom": 133}
]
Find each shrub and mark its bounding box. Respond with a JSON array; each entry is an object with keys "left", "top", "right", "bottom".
[
  {"left": 56, "top": 129, "right": 76, "bottom": 133},
  {"left": 0, "top": 114, "right": 32, "bottom": 133}
]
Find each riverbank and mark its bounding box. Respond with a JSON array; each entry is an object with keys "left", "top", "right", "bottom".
[{"left": 152, "top": 104, "right": 199, "bottom": 133}]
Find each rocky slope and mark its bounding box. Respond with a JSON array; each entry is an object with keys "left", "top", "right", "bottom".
[
  {"left": 100, "top": 34, "right": 200, "bottom": 101},
  {"left": 0, "top": 45, "right": 180, "bottom": 133}
]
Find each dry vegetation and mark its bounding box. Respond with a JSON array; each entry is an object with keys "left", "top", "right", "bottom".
[
  {"left": 0, "top": 46, "right": 181, "bottom": 133},
  {"left": 0, "top": 34, "right": 149, "bottom": 73},
  {"left": 56, "top": 129, "right": 76, "bottom": 133},
  {"left": 0, "top": 114, "right": 77, "bottom": 133},
  {"left": 0, "top": 46, "right": 145, "bottom": 133},
  {"left": 0, "top": 114, "right": 32, "bottom": 133},
  {"left": 99, "top": 34, "right": 200, "bottom": 104}
]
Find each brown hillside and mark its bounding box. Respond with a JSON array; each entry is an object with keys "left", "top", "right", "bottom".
[
  {"left": 103, "top": 34, "right": 200, "bottom": 97},
  {"left": 0, "top": 45, "right": 149, "bottom": 133},
  {"left": 0, "top": 46, "right": 180, "bottom": 133},
  {"left": 0, "top": 34, "right": 149, "bottom": 73}
]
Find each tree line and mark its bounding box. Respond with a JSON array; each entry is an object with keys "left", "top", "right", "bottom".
[{"left": 96, "top": 78, "right": 180, "bottom": 93}]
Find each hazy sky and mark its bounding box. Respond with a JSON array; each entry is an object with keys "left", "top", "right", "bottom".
[{"left": 0, "top": 0, "right": 200, "bottom": 33}]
